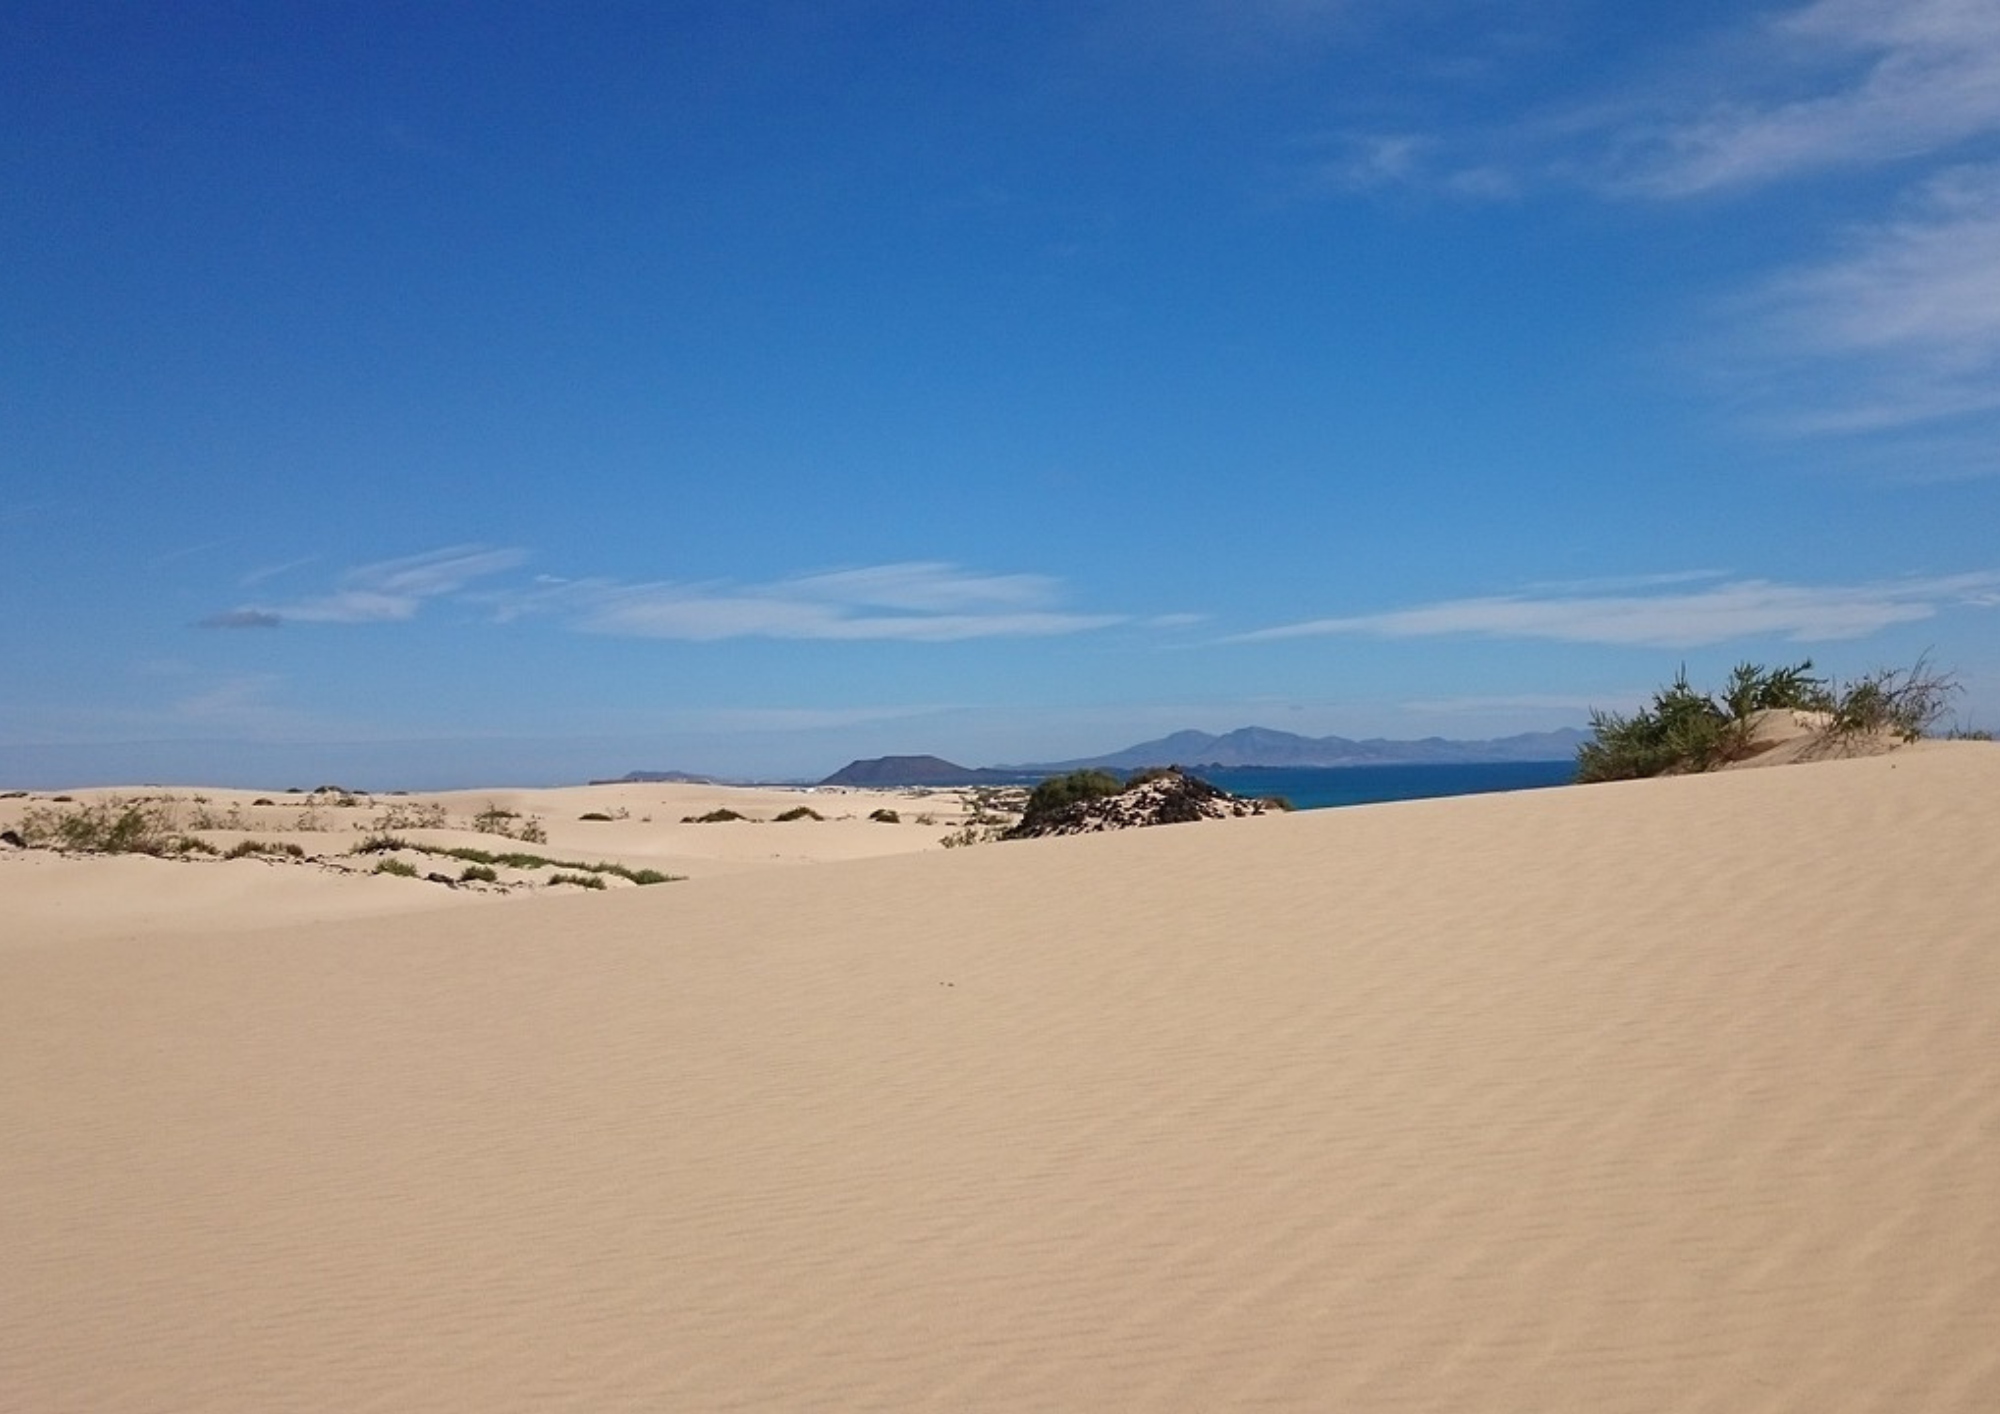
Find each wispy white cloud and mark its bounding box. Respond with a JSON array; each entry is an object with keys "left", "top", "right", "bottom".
[
  {"left": 1319, "top": 1, "right": 2000, "bottom": 203},
  {"left": 1400, "top": 692, "right": 1613, "bottom": 717},
  {"left": 200, "top": 609, "right": 282, "bottom": 630},
  {"left": 531, "top": 561, "right": 1125, "bottom": 642},
  {"left": 209, "top": 545, "right": 530, "bottom": 627},
  {"left": 1621, "top": 0, "right": 2000, "bottom": 198},
  {"left": 1313, "top": 132, "right": 1435, "bottom": 192},
  {"left": 208, "top": 552, "right": 1132, "bottom": 643},
  {"left": 239, "top": 555, "right": 321, "bottom": 588},
  {"left": 1236, "top": 572, "right": 2000, "bottom": 649},
  {"left": 1297, "top": 128, "right": 1520, "bottom": 203},
  {"left": 1745, "top": 162, "right": 2000, "bottom": 431}
]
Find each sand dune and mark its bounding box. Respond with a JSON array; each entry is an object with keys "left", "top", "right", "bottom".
[
  {"left": 0, "top": 781, "right": 1005, "bottom": 942},
  {"left": 5, "top": 745, "right": 1999, "bottom": 1410}
]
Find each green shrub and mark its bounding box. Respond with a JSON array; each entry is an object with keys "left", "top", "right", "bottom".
[
  {"left": 226, "top": 839, "right": 305, "bottom": 860},
  {"left": 774, "top": 805, "right": 824, "bottom": 822},
  {"left": 1721, "top": 660, "right": 1831, "bottom": 719},
  {"left": 434, "top": 844, "right": 678, "bottom": 885},
  {"left": 547, "top": 871, "right": 607, "bottom": 890},
  {"left": 579, "top": 811, "right": 615, "bottom": 822},
  {"left": 1827, "top": 656, "right": 1960, "bottom": 742},
  {"left": 1576, "top": 669, "right": 1742, "bottom": 783},
  {"left": 19, "top": 798, "right": 179, "bottom": 855},
  {"left": 351, "top": 833, "right": 413, "bottom": 854},
  {"left": 682, "top": 808, "right": 746, "bottom": 823},
  {"left": 459, "top": 864, "right": 499, "bottom": 884},
  {"left": 1017, "top": 770, "right": 1125, "bottom": 832},
  {"left": 1579, "top": 657, "right": 1960, "bottom": 782},
  {"left": 373, "top": 857, "right": 419, "bottom": 878},
  {"left": 869, "top": 808, "right": 901, "bottom": 824}
]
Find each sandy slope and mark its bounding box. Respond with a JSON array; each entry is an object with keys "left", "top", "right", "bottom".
[
  {"left": 5, "top": 744, "right": 1999, "bottom": 1411},
  {"left": 0, "top": 782, "right": 1004, "bottom": 941}
]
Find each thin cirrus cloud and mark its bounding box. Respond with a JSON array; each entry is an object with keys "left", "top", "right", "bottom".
[
  {"left": 1318, "top": 2, "right": 2000, "bottom": 203},
  {"left": 542, "top": 561, "right": 1127, "bottom": 642},
  {"left": 206, "top": 551, "right": 1127, "bottom": 643},
  {"left": 202, "top": 545, "right": 530, "bottom": 628},
  {"left": 1312, "top": 0, "right": 2000, "bottom": 450},
  {"left": 1619, "top": 0, "right": 2000, "bottom": 198},
  {"left": 1235, "top": 572, "right": 2000, "bottom": 649},
  {"left": 1748, "top": 162, "right": 2000, "bottom": 432}
]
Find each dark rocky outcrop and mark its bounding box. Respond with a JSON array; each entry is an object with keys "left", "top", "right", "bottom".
[{"left": 1005, "top": 770, "right": 1267, "bottom": 839}]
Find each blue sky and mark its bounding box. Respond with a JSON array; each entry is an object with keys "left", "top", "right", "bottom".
[{"left": 6, "top": 1, "right": 1998, "bottom": 786}]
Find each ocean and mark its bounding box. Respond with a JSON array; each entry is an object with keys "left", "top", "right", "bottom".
[{"left": 1200, "top": 760, "right": 1577, "bottom": 812}]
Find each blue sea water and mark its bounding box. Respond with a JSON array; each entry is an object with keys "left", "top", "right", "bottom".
[{"left": 1201, "top": 760, "right": 1577, "bottom": 812}]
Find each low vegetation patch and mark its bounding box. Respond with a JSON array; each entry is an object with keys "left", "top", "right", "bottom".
[
  {"left": 547, "top": 871, "right": 607, "bottom": 890},
  {"left": 869, "top": 807, "right": 901, "bottom": 824},
  {"left": 373, "top": 857, "right": 420, "bottom": 878},
  {"left": 473, "top": 804, "right": 548, "bottom": 843},
  {"left": 17, "top": 798, "right": 188, "bottom": 856},
  {"left": 774, "top": 805, "right": 824, "bottom": 822},
  {"left": 372, "top": 800, "right": 448, "bottom": 830},
  {"left": 226, "top": 839, "right": 306, "bottom": 860},
  {"left": 578, "top": 811, "right": 615, "bottom": 822},
  {"left": 1015, "top": 770, "right": 1125, "bottom": 834},
  {"left": 356, "top": 835, "right": 676, "bottom": 885},
  {"left": 459, "top": 864, "right": 499, "bottom": 884},
  {"left": 1577, "top": 657, "right": 1963, "bottom": 783},
  {"left": 683, "top": 808, "right": 747, "bottom": 823}
]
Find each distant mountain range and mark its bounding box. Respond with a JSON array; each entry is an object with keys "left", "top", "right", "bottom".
[
  {"left": 816, "top": 726, "right": 1588, "bottom": 788},
  {"left": 814, "top": 755, "right": 1037, "bottom": 788},
  {"left": 1020, "top": 725, "right": 1590, "bottom": 773}
]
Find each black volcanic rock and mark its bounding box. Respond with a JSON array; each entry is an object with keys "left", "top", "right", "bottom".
[{"left": 1006, "top": 770, "right": 1267, "bottom": 839}]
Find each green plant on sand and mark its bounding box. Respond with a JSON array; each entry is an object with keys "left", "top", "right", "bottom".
[
  {"left": 1014, "top": 770, "right": 1125, "bottom": 834},
  {"left": 1577, "top": 657, "right": 1961, "bottom": 783}
]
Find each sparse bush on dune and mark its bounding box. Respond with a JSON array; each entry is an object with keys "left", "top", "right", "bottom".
[
  {"left": 226, "top": 839, "right": 305, "bottom": 860},
  {"left": 372, "top": 800, "right": 448, "bottom": 830},
  {"left": 1577, "top": 669, "right": 1750, "bottom": 783},
  {"left": 683, "top": 808, "right": 747, "bottom": 824},
  {"left": 1577, "top": 657, "right": 1963, "bottom": 783},
  {"left": 1824, "top": 654, "right": 1961, "bottom": 742},
  {"left": 472, "top": 803, "right": 548, "bottom": 843},
  {"left": 18, "top": 798, "right": 187, "bottom": 856},
  {"left": 1015, "top": 770, "right": 1125, "bottom": 834},
  {"left": 869, "top": 808, "right": 901, "bottom": 824},
  {"left": 774, "top": 805, "right": 824, "bottom": 822}
]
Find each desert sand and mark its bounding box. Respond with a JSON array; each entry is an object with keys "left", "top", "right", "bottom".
[{"left": 5, "top": 744, "right": 1999, "bottom": 1410}]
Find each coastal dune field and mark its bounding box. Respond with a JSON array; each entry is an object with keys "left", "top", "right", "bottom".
[{"left": 5, "top": 745, "right": 1999, "bottom": 1410}]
